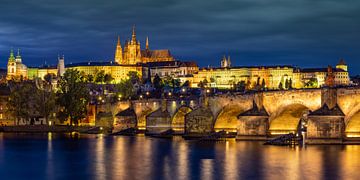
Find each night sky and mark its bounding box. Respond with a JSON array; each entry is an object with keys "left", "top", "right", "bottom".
[{"left": 0, "top": 0, "right": 359, "bottom": 74}]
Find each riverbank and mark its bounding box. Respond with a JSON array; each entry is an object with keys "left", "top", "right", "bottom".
[{"left": 0, "top": 125, "right": 97, "bottom": 133}]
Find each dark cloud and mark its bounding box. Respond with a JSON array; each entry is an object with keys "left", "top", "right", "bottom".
[{"left": 0, "top": 0, "right": 359, "bottom": 73}]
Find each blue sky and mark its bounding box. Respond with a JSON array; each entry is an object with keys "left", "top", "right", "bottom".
[{"left": 0, "top": 0, "right": 359, "bottom": 74}]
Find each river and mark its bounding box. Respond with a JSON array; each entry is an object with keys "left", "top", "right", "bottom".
[{"left": 0, "top": 133, "right": 359, "bottom": 180}]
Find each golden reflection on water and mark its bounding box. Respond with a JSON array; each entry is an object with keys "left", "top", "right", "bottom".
[
  {"left": 175, "top": 140, "right": 189, "bottom": 180},
  {"left": 46, "top": 132, "right": 54, "bottom": 180},
  {"left": 95, "top": 136, "right": 106, "bottom": 180},
  {"left": 70, "top": 136, "right": 360, "bottom": 180}
]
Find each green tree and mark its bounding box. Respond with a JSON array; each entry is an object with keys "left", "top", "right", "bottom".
[
  {"left": 285, "top": 79, "right": 289, "bottom": 89},
  {"left": 236, "top": 81, "right": 246, "bottom": 92},
  {"left": 116, "top": 79, "right": 135, "bottom": 100},
  {"left": 202, "top": 79, "right": 208, "bottom": 87},
  {"left": 198, "top": 81, "right": 205, "bottom": 88},
  {"left": 278, "top": 82, "right": 283, "bottom": 90},
  {"left": 56, "top": 69, "right": 90, "bottom": 125},
  {"left": 127, "top": 71, "right": 141, "bottom": 85},
  {"left": 44, "top": 73, "right": 56, "bottom": 85},
  {"left": 104, "top": 73, "right": 114, "bottom": 84},
  {"left": 86, "top": 74, "right": 94, "bottom": 83},
  {"left": 289, "top": 78, "right": 293, "bottom": 89},
  {"left": 7, "top": 83, "right": 34, "bottom": 125},
  {"left": 95, "top": 70, "right": 105, "bottom": 84},
  {"left": 34, "top": 87, "right": 56, "bottom": 125},
  {"left": 153, "top": 74, "right": 163, "bottom": 90},
  {"left": 182, "top": 80, "right": 190, "bottom": 87},
  {"left": 305, "top": 78, "right": 318, "bottom": 88}
]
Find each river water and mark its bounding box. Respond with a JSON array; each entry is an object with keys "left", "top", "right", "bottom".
[{"left": 0, "top": 133, "right": 359, "bottom": 180}]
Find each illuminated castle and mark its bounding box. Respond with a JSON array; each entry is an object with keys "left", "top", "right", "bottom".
[
  {"left": 114, "top": 26, "right": 173, "bottom": 65},
  {"left": 6, "top": 26, "right": 195, "bottom": 83}
]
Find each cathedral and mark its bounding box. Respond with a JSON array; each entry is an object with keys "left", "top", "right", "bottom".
[{"left": 114, "top": 26, "right": 174, "bottom": 65}]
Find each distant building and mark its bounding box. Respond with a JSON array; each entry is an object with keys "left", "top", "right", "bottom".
[{"left": 181, "top": 57, "right": 350, "bottom": 89}]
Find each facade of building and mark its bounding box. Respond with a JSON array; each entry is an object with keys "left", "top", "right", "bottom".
[{"left": 182, "top": 58, "right": 350, "bottom": 89}]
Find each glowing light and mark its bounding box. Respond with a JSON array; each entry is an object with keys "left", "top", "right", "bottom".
[{"left": 168, "top": 92, "right": 172, "bottom": 96}]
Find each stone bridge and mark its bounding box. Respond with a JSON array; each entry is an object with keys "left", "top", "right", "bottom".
[{"left": 111, "top": 87, "right": 360, "bottom": 142}]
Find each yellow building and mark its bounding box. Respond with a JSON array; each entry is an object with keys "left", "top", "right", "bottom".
[{"left": 183, "top": 57, "right": 350, "bottom": 90}]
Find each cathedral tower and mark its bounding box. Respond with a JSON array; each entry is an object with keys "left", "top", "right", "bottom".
[
  {"left": 57, "top": 55, "right": 65, "bottom": 77},
  {"left": 126, "top": 25, "right": 141, "bottom": 64},
  {"left": 114, "top": 36, "right": 123, "bottom": 64},
  {"left": 7, "top": 49, "right": 16, "bottom": 79}
]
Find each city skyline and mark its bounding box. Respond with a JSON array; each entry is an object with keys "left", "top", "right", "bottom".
[{"left": 0, "top": 0, "right": 359, "bottom": 74}]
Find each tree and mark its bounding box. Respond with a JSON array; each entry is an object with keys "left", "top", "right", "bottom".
[
  {"left": 289, "top": 78, "right": 293, "bottom": 89},
  {"left": 236, "top": 81, "right": 246, "bottom": 92},
  {"left": 86, "top": 74, "right": 94, "bottom": 83},
  {"left": 210, "top": 77, "right": 215, "bottom": 83},
  {"left": 153, "top": 74, "right": 163, "bottom": 90},
  {"left": 127, "top": 71, "right": 141, "bottom": 85},
  {"left": 198, "top": 81, "right": 205, "bottom": 88},
  {"left": 278, "top": 82, "right": 283, "bottom": 90},
  {"left": 285, "top": 79, "right": 289, "bottom": 89},
  {"left": 116, "top": 79, "right": 135, "bottom": 100},
  {"left": 44, "top": 73, "right": 56, "bottom": 85},
  {"left": 305, "top": 78, "right": 318, "bottom": 88},
  {"left": 182, "top": 80, "right": 190, "bottom": 87},
  {"left": 261, "top": 79, "right": 266, "bottom": 90},
  {"left": 104, "top": 73, "right": 114, "bottom": 84},
  {"left": 201, "top": 78, "right": 208, "bottom": 88},
  {"left": 33, "top": 87, "right": 56, "bottom": 125},
  {"left": 56, "top": 69, "right": 90, "bottom": 125},
  {"left": 94, "top": 70, "right": 105, "bottom": 84},
  {"left": 7, "top": 83, "right": 33, "bottom": 125}
]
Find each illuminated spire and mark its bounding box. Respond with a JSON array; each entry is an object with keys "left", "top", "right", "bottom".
[
  {"left": 146, "top": 36, "right": 149, "bottom": 50},
  {"left": 131, "top": 25, "right": 137, "bottom": 44},
  {"left": 16, "top": 48, "right": 21, "bottom": 58},
  {"left": 115, "top": 35, "right": 123, "bottom": 64},
  {"left": 8, "top": 48, "right": 15, "bottom": 62},
  {"left": 117, "top": 35, "right": 121, "bottom": 46}
]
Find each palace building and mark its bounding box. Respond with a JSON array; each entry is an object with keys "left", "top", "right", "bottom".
[{"left": 181, "top": 57, "right": 350, "bottom": 89}]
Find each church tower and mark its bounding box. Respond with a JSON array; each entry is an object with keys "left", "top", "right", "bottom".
[
  {"left": 57, "top": 55, "right": 65, "bottom": 77},
  {"left": 7, "top": 49, "right": 16, "bottom": 79},
  {"left": 15, "top": 49, "right": 22, "bottom": 63},
  {"left": 114, "top": 36, "right": 123, "bottom": 64},
  {"left": 336, "top": 58, "right": 348, "bottom": 72},
  {"left": 126, "top": 25, "right": 141, "bottom": 64}
]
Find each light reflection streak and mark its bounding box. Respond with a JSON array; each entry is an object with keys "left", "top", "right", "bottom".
[{"left": 95, "top": 136, "right": 106, "bottom": 180}]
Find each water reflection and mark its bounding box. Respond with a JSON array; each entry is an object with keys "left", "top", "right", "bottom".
[{"left": 0, "top": 133, "right": 360, "bottom": 180}]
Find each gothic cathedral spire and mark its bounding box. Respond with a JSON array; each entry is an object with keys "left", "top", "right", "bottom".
[
  {"left": 146, "top": 36, "right": 149, "bottom": 50},
  {"left": 131, "top": 25, "right": 137, "bottom": 44},
  {"left": 115, "top": 36, "right": 123, "bottom": 64}
]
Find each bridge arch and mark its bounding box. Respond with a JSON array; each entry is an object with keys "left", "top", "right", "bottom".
[
  {"left": 269, "top": 103, "right": 310, "bottom": 135},
  {"left": 135, "top": 102, "right": 159, "bottom": 130},
  {"left": 345, "top": 103, "right": 360, "bottom": 137},
  {"left": 214, "top": 102, "right": 251, "bottom": 132},
  {"left": 171, "top": 106, "right": 193, "bottom": 133}
]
